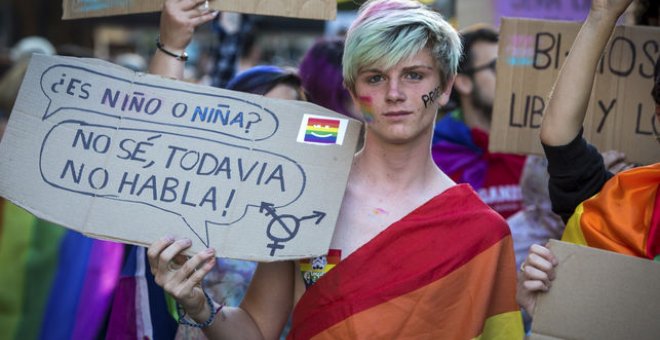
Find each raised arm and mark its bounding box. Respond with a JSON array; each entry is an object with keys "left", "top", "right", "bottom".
[
  {"left": 149, "top": 0, "right": 218, "bottom": 79},
  {"left": 148, "top": 238, "right": 295, "bottom": 339},
  {"left": 539, "top": 0, "right": 633, "bottom": 146}
]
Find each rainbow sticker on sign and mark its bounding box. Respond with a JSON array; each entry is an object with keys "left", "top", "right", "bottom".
[{"left": 297, "top": 114, "right": 349, "bottom": 145}]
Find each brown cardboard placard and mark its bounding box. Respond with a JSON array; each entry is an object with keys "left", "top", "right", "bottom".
[
  {"left": 491, "top": 18, "right": 659, "bottom": 165},
  {"left": 62, "top": 0, "right": 337, "bottom": 20},
  {"left": 0, "top": 55, "right": 361, "bottom": 261},
  {"left": 530, "top": 240, "right": 660, "bottom": 340}
]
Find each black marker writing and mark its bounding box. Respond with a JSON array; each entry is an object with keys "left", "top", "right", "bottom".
[{"left": 421, "top": 85, "right": 442, "bottom": 108}]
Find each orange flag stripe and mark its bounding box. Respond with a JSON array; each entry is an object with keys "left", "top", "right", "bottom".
[{"left": 312, "top": 236, "right": 522, "bottom": 339}]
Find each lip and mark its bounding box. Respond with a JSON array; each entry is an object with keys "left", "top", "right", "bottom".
[{"left": 383, "top": 111, "right": 413, "bottom": 117}]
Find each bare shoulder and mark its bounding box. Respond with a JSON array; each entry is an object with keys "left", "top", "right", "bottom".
[{"left": 329, "top": 169, "right": 455, "bottom": 256}]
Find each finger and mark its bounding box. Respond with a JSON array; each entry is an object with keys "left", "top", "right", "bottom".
[
  {"left": 157, "top": 238, "right": 193, "bottom": 274},
  {"left": 600, "top": 150, "right": 624, "bottom": 168},
  {"left": 620, "top": 163, "right": 636, "bottom": 172},
  {"left": 523, "top": 279, "right": 550, "bottom": 292},
  {"left": 190, "top": 10, "right": 219, "bottom": 26},
  {"left": 610, "top": 163, "right": 625, "bottom": 174},
  {"left": 180, "top": 256, "right": 217, "bottom": 294},
  {"left": 526, "top": 253, "right": 557, "bottom": 281},
  {"left": 166, "top": 254, "right": 189, "bottom": 272},
  {"left": 528, "top": 252, "right": 555, "bottom": 272},
  {"left": 174, "top": 248, "right": 216, "bottom": 287},
  {"left": 531, "top": 243, "right": 558, "bottom": 265},
  {"left": 609, "top": 161, "right": 635, "bottom": 174},
  {"left": 147, "top": 236, "right": 176, "bottom": 275},
  {"left": 181, "top": 0, "right": 209, "bottom": 12},
  {"left": 522, "top": 264, "right": 553, "bottom": 286}
]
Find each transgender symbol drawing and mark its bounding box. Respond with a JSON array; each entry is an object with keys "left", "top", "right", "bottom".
[{"left": 259, "top": 202, "right": 326, "bottom": 256}]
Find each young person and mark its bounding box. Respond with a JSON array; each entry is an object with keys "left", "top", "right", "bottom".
[
  {"left": 148, "top": 1, "right": 523, "bottom": 338},
  {"left": 517, "top": 0, "right": 660, "bottom": 316}
]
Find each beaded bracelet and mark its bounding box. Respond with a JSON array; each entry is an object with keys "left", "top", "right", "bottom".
[
  {"left": 176, "top": 289, "right": 223, "bottom": 328},
  {"left": 156, "top": 36, "right": 189, "bottom": 62}
]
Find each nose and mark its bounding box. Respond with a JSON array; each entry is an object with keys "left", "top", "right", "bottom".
[{"left": 385, "top": 79, "right": 406, "bottom": 103}]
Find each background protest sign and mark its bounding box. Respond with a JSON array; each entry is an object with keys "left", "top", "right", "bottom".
[
  {"left": 62, "top": 0, "right": 337, "bottom": 20},
  {"left": 530, "top": 240, "right": 660, "bottom": 340},
  {"left": 0, "top": 55, "right": 361, "bottom": 261},
  {"left": 490, "top": 18, "right": 659, "bottom": 165}
]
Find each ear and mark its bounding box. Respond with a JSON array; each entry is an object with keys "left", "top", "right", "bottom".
[
  {"left": 438, "top": 76, "right": 456, "bottom": 107},
  {"left": 348, "top": 87, "right": 358, "bottom": 104},
  {"left": 452, "top": 73, "right": 473, "bottom": 96}
]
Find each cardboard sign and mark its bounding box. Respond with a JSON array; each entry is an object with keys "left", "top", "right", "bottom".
[
  {"left": 0, "top": 55, "right": 361, "bottom": 261},
  {"left": 490, "top": 18, "right": 660, "bottom": 165},
  {"left": 530, "top": 240, "right": 660, "bottom": 340},
  {"left": 62, "top": 0, "right": 337, "bottom": 21}
]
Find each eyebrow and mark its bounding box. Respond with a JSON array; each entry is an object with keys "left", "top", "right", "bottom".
[{"left": 359, "top": 64, "right": 434, "bottom": 74}]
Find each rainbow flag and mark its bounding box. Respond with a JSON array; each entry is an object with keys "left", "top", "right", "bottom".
[
  {"left": 304, "top": 118, "right": 340, "bottom": 144},
  {"left": 106, "top": 246, "right": 179, "bottom": 340},
  {"left": 288, "top": 184, "right": 523, "bottom": 339},
  {"left": 0, "top": 199, "right": 124, "bottom": 340},
  {"left": 562, "top": 163, "right": 660, "bottom": 260}
]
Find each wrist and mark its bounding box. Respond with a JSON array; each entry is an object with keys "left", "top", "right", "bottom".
[
  {"left": 586, "top": 10, "right": 621, "bottom": 27},
  {"left": 156, "top": 36, "right": 188, "bottom": 61},
  {"left": 177, "top": 289, "right": 223, "bottom": 328}
]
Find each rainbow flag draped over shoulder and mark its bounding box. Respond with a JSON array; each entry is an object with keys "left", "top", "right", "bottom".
[
  {"left": 562, "top": 163, "right": 660, "bottom": 260},
  {"left": 288, "top": 184, "right": 523, "bottom": 339},
  {"left": 0, "top": 199, "right": 124, "bottom": 340}
]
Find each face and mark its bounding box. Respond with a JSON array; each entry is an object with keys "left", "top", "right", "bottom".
[
  {"left": 265, "top": 83, "right": 301, "bottom": 100},
  {"left": 350, "top": 47, "right": 451, "bottom": 145},
  {"left": 468, "top": 41, "right": 498, "bottom": 118}
]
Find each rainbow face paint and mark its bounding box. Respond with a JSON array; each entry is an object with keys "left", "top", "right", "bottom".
[{"left": 358, "top": 96, "right": 375, "bottom": 123}]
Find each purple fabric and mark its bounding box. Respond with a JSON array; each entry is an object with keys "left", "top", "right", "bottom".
[
  {"left": 494, "top": 0, "right": 590, "bottom": 25},
  {"left": 71, "top": 240, "right": 124, "bottom": 340},
  {"left": 106, "top": 277, "right": 138, "bottom": 340},
  {"left": 432, "top": 140, "right": 488, "bottom": 190}
]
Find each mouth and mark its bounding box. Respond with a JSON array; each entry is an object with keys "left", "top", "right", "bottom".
[{"left": 383, "top": 111, "right": 413, "bottom": 117}]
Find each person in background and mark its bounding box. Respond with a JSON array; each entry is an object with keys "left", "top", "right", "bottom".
[
  {"left": 634, "top": 0, "right": 659, "bottom": 26},
  {"left": 210, "top": 12, "right": 256, "bottom": 88},
  {"left": 431, "top": 25, "right": 526, "bottom": 219},
  {"left": 507, "top": 155, "right": 564, "bottom": 270},
  {"left": 298, "top": 37, "right": 358, "bottom": 120},
  {"left": 508, "top": 152, "right": 633, "bottom": 271},
  {"left": 147, "top": 0, "right": 523, "bottom": 338},
  {"left": 517, "top": 0, "right": 659, "bottom": 318}
]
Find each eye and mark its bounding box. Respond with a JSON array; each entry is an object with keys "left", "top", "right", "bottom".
[
  {"left": 405, "top": 71, "right": 423, "bottom": 80},
  {"left": 366, "top": 74, "right": 384, "bottom": 84}
]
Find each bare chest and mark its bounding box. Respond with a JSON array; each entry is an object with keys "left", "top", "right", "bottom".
[{"left": 329, "top": 195, "right": 418, "bottom": 258}]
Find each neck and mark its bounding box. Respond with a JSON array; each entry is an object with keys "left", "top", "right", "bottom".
[
  {"left": 460, "top": 99, "right": 491, "bottom": 132},
  {"left": 352, "top": 129, "right": 439, "bottom": 192}
]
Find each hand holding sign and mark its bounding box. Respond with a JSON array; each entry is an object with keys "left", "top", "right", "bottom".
[{"left": 160, "top": 0, "right": 218, "bottom": 54}]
